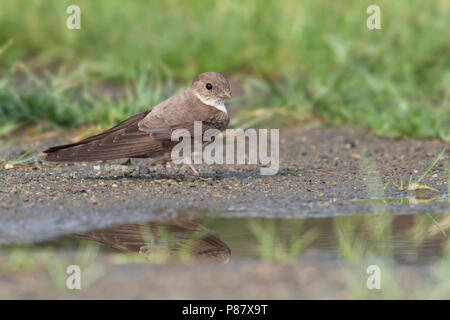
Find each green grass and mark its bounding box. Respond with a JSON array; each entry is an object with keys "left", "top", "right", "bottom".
[
  {"left": 248, "top": 219, "right": 318, "bottom": 262},
  {"left": 416, "top": 148, "right": 447, "bottom": 185},
  {"left": 0, "top": 142, "right": 34, "bottom": 166},
  {"left": 0, "top": 64, "right": 167, "bottom": 133},
  {"left": 9, "top": 147, "right": 35, "bottom": 166},
  {"left": 0, "top": 0, "right": 449, "bottom": 140},
  {"left": 384, "top": 147, "right": 446, "bottom": 192}
]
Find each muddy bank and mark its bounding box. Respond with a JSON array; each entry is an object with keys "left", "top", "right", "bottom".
[
  {"left": 0, "top": 258, "right": 438, "bottom": 299},
  {"left": 0, "top": 126, "right": 448, "bottom": 243}
]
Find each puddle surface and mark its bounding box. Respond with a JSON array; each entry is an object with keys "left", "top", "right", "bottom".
[
  {"left": 355, "top": 195, "right": 450, "bottom": 206},
  {"left": 20, "top": 213, "right": 447, "bottom": 264},
  {"left": 2, "top": 212, "right": 450, "bottom": 299}
]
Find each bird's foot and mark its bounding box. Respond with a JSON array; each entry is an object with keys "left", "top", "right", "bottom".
[
  {"left": 188, "top": 163, "right": 211, "bottom": 181},
  {"left": 164, "top": 163, "right": 174, "bottom": 179},
  {"left": 121, "top": 158, "right": 132, "bottom": 166}
]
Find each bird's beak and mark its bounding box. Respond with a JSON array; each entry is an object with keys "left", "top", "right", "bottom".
[{"left": 222, "top": 91, "right": 232, "bottom": 99}]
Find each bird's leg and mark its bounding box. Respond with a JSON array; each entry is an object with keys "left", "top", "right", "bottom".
[
  {"left": 188, "top": 163, "right": 211, "bottom": 180},
  {"left": 121, "top": 158, "right": 132, "bottom": 166},
  {"left": 164, "top": 162, "right": 173, "bottom": 179}
]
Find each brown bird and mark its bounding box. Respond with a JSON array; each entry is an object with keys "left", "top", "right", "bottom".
[
  {"left": 40, "top": 72, "right": 231, "bottom": 178},
  {"left": 77, "top": 219, "right": 231, "bottom": 264}
]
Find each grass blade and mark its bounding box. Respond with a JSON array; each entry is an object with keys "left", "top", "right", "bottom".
[
  {"left": 426, "top": 213, "right": 447, "bottom": 237},
  {"left": 416, "top": 148, "right": 446, "bottom": 184},
  {"left": 11, "top": 146, "right": 35, "bottom": 165}
]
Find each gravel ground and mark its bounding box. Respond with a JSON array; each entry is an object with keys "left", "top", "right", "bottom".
[
  {"left": 0, "top": 255, "right": 440, "bottom": 299},
  {"left": 0, "top": 126, "right": 449, "bottom": 244}
]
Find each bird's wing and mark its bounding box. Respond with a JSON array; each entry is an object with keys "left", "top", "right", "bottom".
[
  {"left": 42, "top": 89, "right": 229, "bottom": 162},
  {"left": 78, "top": 220, "right": 231, "bottom": 263},
  {"left": 78, "top": 223, "right": 150, "bottom": 252},
  {"left": 138, "top": 90, "right": 229, "bottom": 140},
  {"left": 42, "top": 109, "right": 164, "bottom": 162},
  {"left": 75, "top": 110, "right": 151, "bottom": 143}
]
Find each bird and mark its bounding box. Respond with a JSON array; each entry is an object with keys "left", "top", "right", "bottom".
[
  {"left": 40, "top": 72, "right": 232, "bottom": 179},
  {"left": 76, "top": 219, "right": 231, "bottom": 264}
]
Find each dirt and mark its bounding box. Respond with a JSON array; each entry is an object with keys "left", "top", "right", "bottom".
[
  {"left": 0, "top": 258, "right": 437, "bottom": 299},
  {"left": 0, "top": 126, "right": 449, "bottom": 244}
]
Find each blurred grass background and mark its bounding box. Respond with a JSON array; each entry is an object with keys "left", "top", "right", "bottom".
[{"left": 0, "top": 0, "right": 448, "bottom": 140}]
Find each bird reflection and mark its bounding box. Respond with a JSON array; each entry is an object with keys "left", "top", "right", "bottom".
[{"left": 76, "top": 220, "right": 231, "bottom": 263}]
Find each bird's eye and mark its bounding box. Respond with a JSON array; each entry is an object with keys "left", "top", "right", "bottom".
[{"left": 206, "top": 83, "right": 213, "bottom": 90}]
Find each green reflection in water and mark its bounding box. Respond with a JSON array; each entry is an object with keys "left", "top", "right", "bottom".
[{"left": 1, "top": 212, "right": 450, "bottom": 298}]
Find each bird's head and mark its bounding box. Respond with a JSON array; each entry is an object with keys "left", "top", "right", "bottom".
[{"left": 191, "top": 72, "right": 232, "bottom": 108}]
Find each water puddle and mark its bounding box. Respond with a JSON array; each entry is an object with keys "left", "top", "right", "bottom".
[
  {"left": 3, "top": 213, "right": 450, "bottom": 263},
  {"left": 2, "top": 212, "right": 450, "bottom": 298},
  {"left": 354, "top": 196, "right": 450, "bottom": 206}
]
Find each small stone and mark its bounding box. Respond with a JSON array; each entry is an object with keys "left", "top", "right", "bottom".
[
  {"left": 68, "top": 186, "right": 87, "bottom": 194},
  {"left": 111, "top": 183, "right": 118, "bottom": 188},
  {"left": 90, "top": 196, "right": 99, "bottom": 204},
  {"left": 4, "top": 163, "right": 14, "bottom": 169}
]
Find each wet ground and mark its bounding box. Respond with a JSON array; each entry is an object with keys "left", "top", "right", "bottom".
[{"left": 0, "top": 126, "right": 449, "bottom": 299}]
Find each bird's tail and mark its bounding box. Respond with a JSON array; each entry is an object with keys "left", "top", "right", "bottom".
[
  {"left": 40, "top": 139, "right": 136, "bottom": 162},
  {"left": 39, "top": 134, "right": 158, "bottom": 162},
  {"left": 40, "top": 110, "right": 161, "bottom": 162}
]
